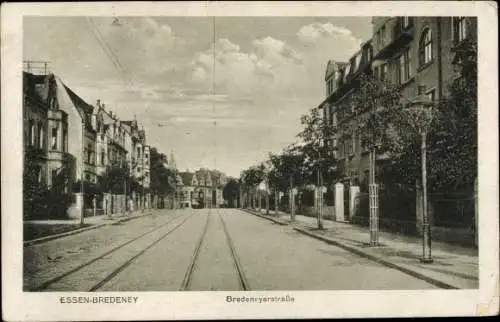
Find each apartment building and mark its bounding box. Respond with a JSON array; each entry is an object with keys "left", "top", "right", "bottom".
[
  {"left": 23, "top": 71, "right": 74, "bottom": 194},
  {"left": 319, "top": 39, "right": 375, "bottom": 187},
  {"left": 321, "top": 16, "right": 477, "bottom": 187},
  {"left": 23, "top": 63, "right": 154, "bottom": 218}
]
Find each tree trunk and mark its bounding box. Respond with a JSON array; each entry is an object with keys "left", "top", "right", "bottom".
[
  {"left": 274, "top": 188, "right": 279, "bottom": 216},
  {"left": 290, "top": 176, "right": 295, "bottom": 222},
  {"left": 266, "top": 190, "right": 269, "bottom": 215}
]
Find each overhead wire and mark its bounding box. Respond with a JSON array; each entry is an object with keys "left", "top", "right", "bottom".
[{"left": 85, "top": 17, "right": 133, "bottom": 88}]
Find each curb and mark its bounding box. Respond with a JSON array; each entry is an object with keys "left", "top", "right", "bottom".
[
  {"left": 24, "top": 211, "right": 154, "bottom": 247},
  {"left": 293, "top": 226, "right": 459, "bottom": 290},
  {"left": 240, "top": 209, "right": 288, "bottom": 226},
  {"left": 114, "top": 211, "right": 154, "bottom": 224}
]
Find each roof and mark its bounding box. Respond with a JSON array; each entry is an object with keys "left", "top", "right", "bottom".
[
  {"left": 23, "top": 72, "right": 54, "bottom": 108},
  {"left": 179, "top": 172, "right": 194, "bottom": 186},
  {"left": 195, "top": 169, "right": 212, "bottom": 181},
  {"left": 62, "top": 83, "right": 95, "bottom": 128},
  {"left": 324, "top": 61, "right": 347, "bottom": 81}
]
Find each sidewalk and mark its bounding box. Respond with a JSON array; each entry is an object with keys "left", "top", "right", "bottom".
[
  {"left": 24, "top": 209, "right": 155, "bottom": 245},
  {"left": 246, "top": 208, "right": 478, "bottom": 289}
]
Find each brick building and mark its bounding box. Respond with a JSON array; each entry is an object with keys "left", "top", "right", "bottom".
[
  {"left": 317, "top": 17, "right": 477, "bottom": 241},
  {"left": 321, "top": 16, "right": 477, "bottom": 187}
]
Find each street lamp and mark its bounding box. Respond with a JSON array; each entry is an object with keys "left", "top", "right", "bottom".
[
  {"left": 80, "top": 119, "right": 85, "bottom": 225},
  {"left": 404, "top": 98, "right": 435, "bottom": 263},
  {"left": 368, "top": 123, "right": 379, "bottom": 246},
  {"left": 317, "top": 143, "right": 324, "bottom": 230}
]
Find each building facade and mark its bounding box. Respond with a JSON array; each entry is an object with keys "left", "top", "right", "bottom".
[
  {"left": 23, "top": 63, "right": 154, "bottom": 219},
  {"left": 23, "top": 72, "right": 74, "bottom": 196},
  {"left": 321, "top": 16, "right": 477, "bottom": 187},
  {"left": 176, "top": 169, "right": 226, "bottom": 208}
]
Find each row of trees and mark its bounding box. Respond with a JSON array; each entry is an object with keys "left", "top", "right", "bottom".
[{"left": 236, "top": 38, "right": 477, "bottom": 224}]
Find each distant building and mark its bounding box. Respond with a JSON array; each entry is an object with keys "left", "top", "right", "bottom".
[{"left": 176, "top": 169, "right": 226, "bottom": 208}]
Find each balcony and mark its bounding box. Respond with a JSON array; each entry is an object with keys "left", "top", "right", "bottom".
[{"left": 374, "top": 18, "right": 415, "bottom": 60}]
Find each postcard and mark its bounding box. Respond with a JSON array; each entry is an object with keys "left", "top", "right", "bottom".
[{"left": 1, "top": 1, "right": 498, "bottom": 320}]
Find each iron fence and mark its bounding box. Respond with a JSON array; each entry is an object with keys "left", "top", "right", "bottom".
[{"left": 430, "top": 192, "right": 475, "bottom": 229}]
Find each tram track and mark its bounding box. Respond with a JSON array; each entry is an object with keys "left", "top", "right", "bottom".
[
  {"left": 180, "top": 209, "right": 250, "bottom": 291},
  {"left": 31, "top": 212, "right": 192, "bottom": 291}
]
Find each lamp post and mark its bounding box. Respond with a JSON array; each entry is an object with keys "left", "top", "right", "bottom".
[
  {"left": 80, "top": 119, "right": 85, "bottom": 225},
  {"left": 369, "top": 130, "right": 379, "bottom": 246},
  {"left": 317, "top": 146, "right": 324, "bottom": 230},
  {"left": 405, "top": 99, "right": 435, "bottom": 263}
]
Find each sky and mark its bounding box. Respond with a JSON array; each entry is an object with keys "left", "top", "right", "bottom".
[{"left": 24, "top": 16, "right": 372, "bottom": 177}]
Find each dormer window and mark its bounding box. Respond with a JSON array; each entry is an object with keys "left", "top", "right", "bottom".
[
  {"left": 402, "top": 17, "right": 412, "bottom": 29},
  {"left": 343, "top": 63, "right": 351, "bottom": 82},
  {"left": 453, "top": 17, "right": 469, "bottom": 44},
  {"left": 380, "top": 25, "right": 386, "bottom": 45},
  {"left": 354, "top": 54, "right": 362, "bottom": 72}
]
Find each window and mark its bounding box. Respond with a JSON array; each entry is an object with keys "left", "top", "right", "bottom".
[
  {"left": 417, "top": 85, "right": 427, "bottom": 95},
  {"left": 453, "top": 17, "right": 469, "bottom": 43},
  {"left": 354, "top": 53, "right": 362, "bottom": 71},
  {"left": 380, "top": 64, "right": 388, "bottom": 82},
  {"left": 426, "top": 89, "right": 436, "bottom": 102},
  {"left": 38, "top": 122, "right": 44, "bottom": 148},
  {"left": 402, "top": 16, "right": 412, "bottom": 29},
  {"left": 398, "top": 49, "right": 411, "bottom": 84},
  {"left": 29, "top": 120, "right": 35, "bottom": 146},
  {"left": 343, "top": 63, "right": 351, "bottom": 81},
  {"left": 37, "top": 167, "right": 43, "bottom": 183},
  {"left": 51, "top": 126, "right": 58, "bottom": 150},
  {"left": 327, "top": 79, "right": 334, "bottom": 96},
  {"left": 346, "top": 135, "right": 354, "bottom": 156},
  {"left": 87, "top": 143, "right": 92, "bottom": 163},
  {"left": 419, "top": 28, "right": 433, "bottom": 66},
  {"left": 62, "top": 126, "right": 68, "bottom": 152},
  {"left": 373, "top": 66, "right": 379, "bottom": 80},
  {"left": 101, "top": 151, "right": 105, "bottom": 166},
  {"left": 380, "top": 25, "right": 386, "bottom": 45}
]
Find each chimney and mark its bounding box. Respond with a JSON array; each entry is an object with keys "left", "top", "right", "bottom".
[{"left": 96, "top": 99, "right": 101, "bottom": 108}]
